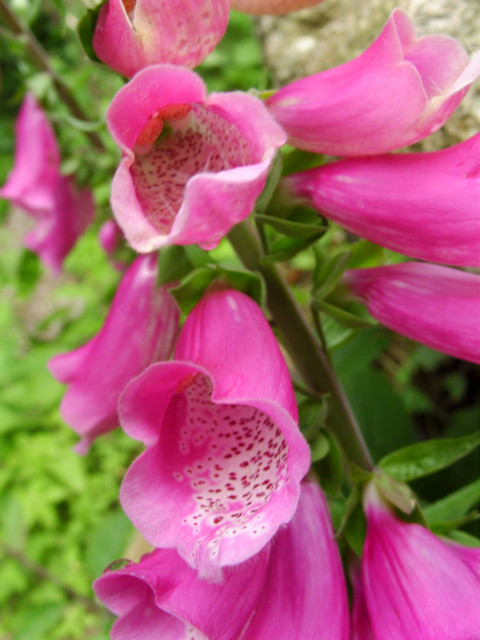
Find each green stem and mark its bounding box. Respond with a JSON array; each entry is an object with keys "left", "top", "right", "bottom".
[
  {"left": 0, "top": 0, "right": 105, "bottom": 151},
  {"left": 228, "top": 220, "right": 373, "bottom": 470}
]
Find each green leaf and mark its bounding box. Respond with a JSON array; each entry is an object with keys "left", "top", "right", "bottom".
[
  {"left": 313, "top": 249, "right": 351, "bottom": 299},
  {"left": 310, "top": 432, "right": 331, "bottom": 463},
  {"left": 77, "top": 4, "right": 104, "bottom": 64},
  {"left": 343, "top": 502, "right": 367, "bottom": 556},
  {"left": 261, "top": 236, "right": 316, "bottom": 262},
  {"left": 85, "top": 509, "right": 133, "bottom": 578},
  {"left": 254, "top": 151, "right": 283, "bottom": 214},
  {"left": 379, "top": 431, "right": 480, "bottom": 482},
  {"left": 170, "top": 265, "right": 265, "bottom": 315},
  {"left": 424, "top": 479, "right": 480, "bottom": 525},
  {"left": 298, "top": 396, "right": 329, "bottom": 440},
  {"left": 16, "top": 603, "right": 64, "bottom": 640},
  {"left": 16, "top": 250, "right": 41, "bottom": 297},
  {"left": 314, "top": 431, "right": 343, "bottom": 495},
  {"left": 157, "top": 245, "right": 209, "bottom": 287},
  {"left": 255, "top": 209, "right": 326, "bottom": 239},
  {"left": 312, "top": 299, "right": 377, "bottom": 329},
  {"left": 374, "top": 474, "right": 416, "bottom": 515},
  {"left": 281, "top": 148, "right": 324, "bottom": 175},
  {"left": 57, "top": 113, "right": 104, "bottom": 133}
]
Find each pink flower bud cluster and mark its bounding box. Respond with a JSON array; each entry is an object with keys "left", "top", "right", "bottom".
[{"left": 3, "top": 2, "right": 477, "bottom": 638}]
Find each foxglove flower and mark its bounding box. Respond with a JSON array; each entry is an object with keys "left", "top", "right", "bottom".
[
  {"left": 361, "top": 482, "right": 480, "bottom": 640},
  {"left": 285, "top": 133, "right": 480, "bottom": 266},
  {"left": 350, "top": 564, "right": 376, "bottom": 640},
  {"left": 106, "top": 64, "right": 286, "bottom": 253},
  {"left": 49, "top": 255, "right": 179, "bottom": 453},
  {"left": 118, "top": 288, "right": 310, "bottom": 577},
  {"left": 267, "top": 9, "right": 480, "bottom": 156},
  {"left": 231, "top": 0, "right": 323, "bottom": 14},
  {"left": 343, "top": 263, "right": 480, "bottom": 364},
  {"left": 0, "top": 93, "right": 60, "bottom": 213},
  {"left": 0, "top": 94, "right": 94, "bottom": 271},
  {"left": 94, "top": 480, "right": 349, "bottom": 640},
  {"left": 93, "top": 0, "right": 230, "bottom": 78}
]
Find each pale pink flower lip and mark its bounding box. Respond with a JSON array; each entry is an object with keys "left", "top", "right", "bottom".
[
  {"left": 118, "top": 289, "right": 310, "bottom": 578},
  {"left": 93, "top": 0, "right": 230, "bottom": 78},
  {"left": 94, "top": 480, "right": 349, "bottom": 640},
  {"left": 267, "top": 8, "right": 480, "bottom": 156},
  {"left": 107, "top": 65, "right": 287, "bottom": 253},
  {"left": 344, "top": 262, "right": 480, "bottom": 365},
  {"left": 361, "top": 482, "right": 480, "bottom": 640},
  {"left": 285, "top": 133, "right": 480, "bottom": 267},
  {"left": 49, "top": 255, "right": 179, "bottom": 453}
]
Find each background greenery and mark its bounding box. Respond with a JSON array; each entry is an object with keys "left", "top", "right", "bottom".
[{"left": 0, "top": 1, "right": 478, "bottom": 638}]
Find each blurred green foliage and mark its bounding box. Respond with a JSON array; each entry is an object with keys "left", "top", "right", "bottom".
[{"left": 0, "top": 2, "right": 478, "bottom": 638}]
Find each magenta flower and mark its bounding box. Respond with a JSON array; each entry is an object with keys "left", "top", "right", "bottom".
[
  {"left": 106, "top": 64, "right": 286, "bottom": 253},
  {"left": 49, "top": 255, "right": 179, "bottom": 453},
  {"left": 0, "top": 94, "right": 94, "bottom": 272},
  {"left": 361, "top": 482, "right": 480, "bottom": 640},
  {"left": 118, "top": 288, "right": 310, "bottom": 577},
  {"left": 350, "top": 564, "right": 376, "bottom": 640},
  {"left": 285, "top": 133, "right": 480, "bottom": 267},
  {"left": 344, "top": 262, "right": 480, "bottom": 364},
  {"left": 98, "top": 220, "right": 128, "bottom": 271},
  {"left": 267, "top": 9, "right": 480, "bottom": 156},
  {"left": 93, "top": 0, "right": 230, "bottom": 78},
  {"left": 94, "top": 480, "right": 349, "bottom": 640},
  {"left": 231, "top": 0, "right": 323, "bottom": 14}
]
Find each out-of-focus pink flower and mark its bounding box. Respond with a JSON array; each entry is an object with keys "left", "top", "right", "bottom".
[
  {"left": 231, "top": 0, "right": 322, "bottom": 14},
  {"left": 0, "top": 94, "right": 94, "bottom": 272},
  {"left": 267, "top": 9, "right": 480, "bottom": 156},
  {"left": 361, "top": 482, "right": 480, "bottom": 640},
  {"left": 285, "top": 133, "right": 480, "bottom": 267},
  {"left": 344, "top": 262, "right": 480, "bottom": 364},
  {"left": 49, "top": 255, "right": 179, "bottom": 453},
  {"left": 98, "top": 220, "right": 128, "bottom": 271},
  {"left": 94, "top": 480, "right": 349, "bottom": 640},
  {"left": 93, "top": 0, "right": 230, "bottom": 78},
  {"left": 106, "top": 64, "right": 286, "bottom": 253},
  {"left": 350, "top": 564, "right": 376, "bottom": 640},
  {"left": 0, "top": 93, "right": 59, "bottom": 212},
  {"left": 118, "top": 288, "right": 310, "bottom": 578}
]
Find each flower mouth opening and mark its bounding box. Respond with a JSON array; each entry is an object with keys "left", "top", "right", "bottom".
[
  {"left": 130, "top": 104, "right": 254, "bottom": 235},
  {"left": 166, "top": 373, "right": 290, "bottom": 546}
]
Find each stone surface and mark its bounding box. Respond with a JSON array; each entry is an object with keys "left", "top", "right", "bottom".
[{"left": 255, "top": 0, "right": 480, "bottom": 149}]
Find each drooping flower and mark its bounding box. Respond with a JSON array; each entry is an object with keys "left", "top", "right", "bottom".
[
  {"left": 284, "top": 133, "right": 480, "bottom": 267},
  {"left": 0, "top": 94, "right": 94, "bottom": 272},
  {"left": 231, "top": 0, "right": 323, "bottom": 14},
  {"left": 93, "top": 0, "right": 230, "bottom": 78},
  {"left": 350, "top": 564, "right": 376, "bottom": 640},
  {"left": 49, "top": 255, "right": 179, "bottom": 453},
  {"left": 106, "top": 64, "right": 286, "bottom": 253},
  {"left": 343, "top": 262, "right": 480, "bottom": 364},
  {"left": 360, "top": 482, "right": 480, "bottom": 640},
  {"left": 267, "top": 9, "right": 480, "bottom": 156},
  {"left": 94, "top": 479, "right": 349, "bottom": 640},
  {"left": 118, "top": 288, "right": 310, "bottom": 578}
]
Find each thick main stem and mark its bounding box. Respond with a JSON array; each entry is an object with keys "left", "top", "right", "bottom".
[
  {"left": 0, "top": 0, "right": 105, "bottom": 151},
  {"left": 228, "top": 220, "right": 373, "bottom": 470}
]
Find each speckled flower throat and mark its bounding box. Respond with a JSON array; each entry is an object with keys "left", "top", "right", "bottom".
[
  {"left": 131, "top": 104, "right": 253, "bottom": 234},
  {"left": 164, "top": 374, "right": 289, "bottom": 560}
]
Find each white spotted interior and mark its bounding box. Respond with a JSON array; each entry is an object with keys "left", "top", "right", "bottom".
[
  {"left": 164, "top": 374, "right": 289, "bottom": 554},
  {"left": 130, "top": 104, "right": 253, "bottom": 234}
]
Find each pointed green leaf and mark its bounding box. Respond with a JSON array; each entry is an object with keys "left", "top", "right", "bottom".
[
  {"left": 255, "top": 209, "right": 326, "bottom": 239},
  {"left": 379, "top": 431, "right": 480, "bottom": 481},
  {"left": 424, "top": 479, "right": 480, "bottom": 525},
  {"left": 77, "top": 4, "right": 104, "bottom": 64}
]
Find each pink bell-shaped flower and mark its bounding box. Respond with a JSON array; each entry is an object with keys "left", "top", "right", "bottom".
[
  {"left": 118, "top": 288, "right": 310, "bottom": 578},
  {"left": 284, "top": 133, "right": 480, "bottom": 267},
  {"left": 98, "top": 220, "right": 128, "bottom": 271},
  {"left": 267, "top": 9, "right": 480, "bottom": 156},
  {"left": 94, "top": 480, "right": 349, "bottom": 640},
  {"left": 106, "top": 64, "right": 287, "bottom": 253},
  {"left": 343, "top": 262, "right": 480, "bottom": 364},
  {"left": 49, "top": 255, "right": 179, "bottom": 453},
  {"left": 0, "top": 94, "right": 94, "bottom": 272},
  {"left": 360, "top": 482, "right": 480, "bottom": 639},
  {"left": 93, "top": 0, "right": 230, "bottom": 78},
  {"left": 231, "top": 0, "right": 323, "bottom": 14}
]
